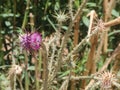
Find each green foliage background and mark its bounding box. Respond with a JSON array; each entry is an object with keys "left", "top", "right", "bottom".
[{"left": 0, "top": 0, "right": 120, "bottom": 90}]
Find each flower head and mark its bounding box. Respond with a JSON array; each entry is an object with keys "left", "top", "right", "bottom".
[
  {"left": 30, "top": 32, "right": 42, "bottom": 50},
  {"left": 99, "top": 71, "right": 114, "bottom": 89},
  {"left": 20, "top": 33, "right": 31, "bottom": 50},
  {"left": 20, "top": 32, "right": 42, "bottom": 52},
  {"left": 92, "top": 19, "right": 105, "bottom": 32},
  {"left": 96, "top": 71, "right": 119, "bottom": 89},
  {"left": 53, "top": 11, "right": 69, "bottom": 22}
]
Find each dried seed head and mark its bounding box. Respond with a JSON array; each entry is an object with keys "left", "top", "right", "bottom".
[
  {"left": 92, "top": 19, "right": 105, "bottom": 32},
  {"left": 97, "top": 19, "right": 105, "bottom": 31},
  {"left": 53, "top": 11, "right": 69, "bottom": 22},
  {"left": 97, "top": 71, "right": 117, "bottom": 89}
]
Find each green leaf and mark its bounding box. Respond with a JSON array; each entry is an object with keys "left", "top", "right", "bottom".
[
  {"left": 117, "top": 70, "right": 120, "bottom": 77},
  {"left": 28, "top": 66, "right": 35, "bottom": 71},
  {"left": 5, "top": 21, "right": 11, "bottom": 26},
  {"left": 55, "top": 2, "right": 60, "bottom": 11},
  {"left": 47, "top": 16, "right": 57, "bottom": 31},
  {"left": 108, "top": 30, "right": 120, "bottom": 36},
  {"left": 62, "top": 26, "right": 68, "bottom": 30},
  {"left": 0, "top": 13, "right": 20, "bottom": 18},
  {"left": 74, "top": 0, "right": 80, "bottom": 8},
  {"left": 82, "top": 16, "right": 89, "bottom": 27},
  {"left": 86, "top": 2, "right": 96, "bottom": 7},
  {"left": 58, "top": 70, "right": 70, "bottom": 78},
  {"left": 112, "top": 9, "right": 119, "bottom": 17}
]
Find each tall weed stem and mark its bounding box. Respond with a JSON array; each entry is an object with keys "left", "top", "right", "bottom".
[{"left": 24, "top": 51, "right": 29, "bottom": 90}]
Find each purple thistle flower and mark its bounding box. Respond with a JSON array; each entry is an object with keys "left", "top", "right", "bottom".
[
  {"left": 20, "top": 32, "right": 42, "bottom": 52},
  {"left": 30, "top": 32, "right": 42, "bottom": 50}
]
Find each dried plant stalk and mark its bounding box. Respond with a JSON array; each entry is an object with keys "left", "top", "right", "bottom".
[
  {"left": 41, "top": 43, "right": 48, "bottom": 90},
  {"left": 71, "top": 0, "right": 76, "bottom": 89},
  {"left": 104, "top": 17, "right": 120, "bottom": 27},
  {"left": 73, "top": 0, "right": 89, "bottom": 22},
  {"left": 59, "top": 79, "right": 69, "bottom": 90},
  {"left": 103, "top": 0, "right": 116, "bottom": 53},
  {"left": 95, "top": 32, "right": 104, "bottom": 63},
  {"left": 82, "top": 10, "right": 98, "bottom": 88},
  {"left": 111, "top": 43, "right": 120, "bottom": 75},
  {"left": 86, "top": 43, "right": 120, "bottom": 90}
]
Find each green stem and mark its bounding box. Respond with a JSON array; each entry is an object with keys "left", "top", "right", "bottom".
[
  {"left": 17, "top": 76, "right": 24, "bottom": 90},
  {"left": 25, "top": 70, "right": 29, "bottom": 90},
  {"left": 35, "top": 58, "right": 39, "bottom": 90},
  {"left": 41, "top": 43, "right": 48, "bottom": 90},
  {"left": 35, "top": 50, "right": 42, "bottom": 90},
  {"left": 22, "top": 0, "right": 30, "bottom": 29},
  {"left": 38, "top": 49, "right": 42, "bottom": 88},
  {"left": 24, "top": 51, "right": 29, "bottom": 90},
  {"left": 13, "top": 0, "right": 16, "bottom": 30},
  {"left": 14, "top": 74, "right": 16, "bottom": 90}
]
